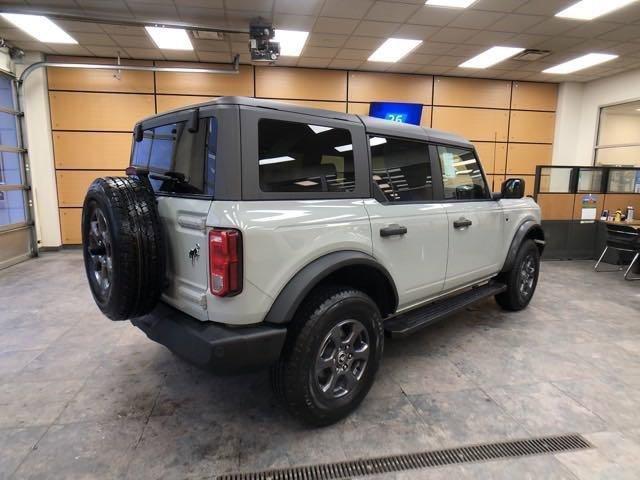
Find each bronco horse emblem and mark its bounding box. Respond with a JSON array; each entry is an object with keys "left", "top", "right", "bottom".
[{"left": 188, "top": 244, "right": 200, "bottom": 265}]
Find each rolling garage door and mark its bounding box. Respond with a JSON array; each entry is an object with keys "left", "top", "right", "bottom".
[{"left": 0, "top": 71, "right": 34, "bottom": 269}]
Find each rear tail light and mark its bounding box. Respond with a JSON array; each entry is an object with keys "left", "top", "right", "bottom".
[{"left": 209, "top": 228, "right": 242, "bottom": 297}]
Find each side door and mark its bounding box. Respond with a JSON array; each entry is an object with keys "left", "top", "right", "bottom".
[
  {"left": 131, "top": 110, "right": 217, "bottom": 320},
  {"left": 432, "top": 144, "right": 504, "bottom": 291},
  {"left": 364, "top": 135, "right": 449, "bottom": 311}
]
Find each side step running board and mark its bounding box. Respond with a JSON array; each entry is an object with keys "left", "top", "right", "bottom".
[{"left": 385, "top": 283, "right": 507, "bottom": 337}]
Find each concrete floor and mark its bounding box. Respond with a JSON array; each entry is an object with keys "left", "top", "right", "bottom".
[{"left": 0, "top": 251, "right": 639, "bottom": 479}]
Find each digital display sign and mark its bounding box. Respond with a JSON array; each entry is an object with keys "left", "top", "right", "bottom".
[{"left": 369, "top": 102, "right": 423, "bottom": 126}]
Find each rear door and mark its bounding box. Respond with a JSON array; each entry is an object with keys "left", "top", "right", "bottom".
[
  {"left": 433, "top": 144, "right": 504, "bottom": 290},
  {"left": 131, "top": 110, "right": 216, "bottom": 320},
  {"left": 364, "top": 135, "right": 448, "bottom": 310}
]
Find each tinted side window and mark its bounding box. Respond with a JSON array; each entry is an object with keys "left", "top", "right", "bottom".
[
  {"left": 131, "top": 117, "right": 216, "bottom": 196},
  {"left": 371, "top": 136, "right": 433, "bottom": 202},
  {"left": 437, "top": 146, "right": 488, "bottom": 200},
  {"left": 258, "top": 119, "right": 355, "bottom": 193}
]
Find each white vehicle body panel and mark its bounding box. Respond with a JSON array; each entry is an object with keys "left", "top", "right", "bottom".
[
  {"left": 204, "top": 199, "right": 372, "bottom": 325},
  {"left": 364, "top": 199, "right": 448, "bottom": 308}
]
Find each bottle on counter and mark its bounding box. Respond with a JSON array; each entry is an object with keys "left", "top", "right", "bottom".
[
  {"left": 614, "top": 209, "right": 623, "bottom": 222},
  {"left": 628, "top": 205, "right": 635, "bottom": 221}
]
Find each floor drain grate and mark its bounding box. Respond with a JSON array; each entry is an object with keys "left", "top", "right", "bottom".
[{"left": 216, "top": 433, "right": 592, "bottom": 480}]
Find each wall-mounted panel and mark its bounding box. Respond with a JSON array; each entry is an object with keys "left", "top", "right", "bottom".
[
  {"left": 434, "top": 77, "right": 511, "bottom": 109},
  {"left": 506, "top": 143, "right": 552, "bottom": 175},
  {"left": 56, "top": 170, "right": 123, "bottom": 207},
  {"left": 47, "top": 67, "right": 154, "bottom": 93},
  {"left": 432, "top": 107, "right": 509, "bottom": 142},
  {"left": 271, "top": 99, "right": 347, "bottom": 113},
  {"left": 348, "top": 72, "right": 432, "bottom": 104},
  {"left": 603, "top": 194, "right": 640, "bottom": 214},
  {"left": 53, "top": 132, "right": 131, "bottom": 170},
  {"left": 511, "top": 81, "right": 557, "bottom": 111},
  {"left": 156, "top": 95, "right": 216, "bottom": 113},
  {"left": 156, "top": 65, "right": 253, "bottom": 96},
  {"left": 49, "top": 92, "right": 155, "bottom": 131},
  {"left": 256, "top": 67, "right": 347, "bottom": 101},
  {"left": 509, "top": 110, "right": 555, "bottom": 143},
  {"left": 537, "top": 193, "right": 575, "bottom": 220},
  {"left": 59, "top": 208, "right": 81, "bottom": 244},
  {"left": 473, "top": 141, "right": 507, "bottom": 174}
]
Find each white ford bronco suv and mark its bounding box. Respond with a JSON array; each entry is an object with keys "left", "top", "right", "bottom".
[{"left": 82, "top": 96, "right": 544, "bottom": 426}]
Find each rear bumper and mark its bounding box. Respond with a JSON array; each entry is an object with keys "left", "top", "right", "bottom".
[{"left": 132, "top": 302, "right": 287, "bottom": 374}]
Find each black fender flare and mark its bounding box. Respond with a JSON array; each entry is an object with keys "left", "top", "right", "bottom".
[
  {"left": 501, "top": 220, "right": 545, "bottom": 273},
  {"left": 263, "top": 250, "right": 399, "bottom": 325}
]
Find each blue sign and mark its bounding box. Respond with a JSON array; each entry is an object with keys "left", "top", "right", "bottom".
[{"left": 369, "top": 102, "right": 423, "bottom": 126}]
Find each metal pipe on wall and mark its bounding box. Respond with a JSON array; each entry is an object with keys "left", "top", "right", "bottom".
[{"left": 18, "top": 54, "right": 241, "bottom": 84}]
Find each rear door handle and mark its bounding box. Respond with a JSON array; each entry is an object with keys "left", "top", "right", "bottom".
[
  {"left": 380, "top": 224, "right": 408, "bottom": 237},
  {"left": 453, "top": 218, "right": 473, "bottom": 229}
]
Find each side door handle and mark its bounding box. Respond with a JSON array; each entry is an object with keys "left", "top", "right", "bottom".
[
  {"left": 380, "top": 224, "right": 408, "bottom": 237},
  {"left": 453, "top": 218, "right": 473, "bottom": 229}
]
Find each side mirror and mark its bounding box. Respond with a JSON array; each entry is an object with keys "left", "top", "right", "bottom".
[{"left": 501, "top": 178, "right": 525, "bottom": 199}]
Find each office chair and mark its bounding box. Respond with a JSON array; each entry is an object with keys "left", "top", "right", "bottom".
[{"left": 594, "top": 223, "right": 640, "bottom": 281}]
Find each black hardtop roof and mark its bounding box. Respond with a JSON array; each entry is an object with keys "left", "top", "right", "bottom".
[{"left": 140, "top": 95, "right": 472, "bottom": 147}]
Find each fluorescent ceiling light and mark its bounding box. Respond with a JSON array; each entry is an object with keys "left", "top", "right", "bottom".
[
  {"left": 556, "top": 0, "right": 637, "bottom": 20},
  {"left": 273, "top": 29, "right": 309, "bottom": 56},
  {"left": 425, "top": 0, "right": 477, "bottom": 7},
  {"left": 368, "top": 38, "right": 422, "bottom": 63},
  {"left": 145, "top": 26, "right": 193, "bottom": 50},
  {"left": 258, "top": 156, "right": 296, "bottom": 166},
  {"left": 543, "top": 53, "right": 618, "bottom": 74},
  {"left": 460, "top": 46, "right": 524, "bottom": 69},
  {"left": 0, "top": 13, "right": 77, "bottom": 44},
  {"left": 308, "top": 125, "right": 333, "bottom": 134}
]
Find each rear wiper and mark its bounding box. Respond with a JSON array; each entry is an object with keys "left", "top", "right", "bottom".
[{"left": 149, "top": 171, "right": 189, "bottom": 183}]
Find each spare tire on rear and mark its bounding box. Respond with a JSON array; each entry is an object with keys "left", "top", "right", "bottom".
[{"left": 82, "top": 176, "right": 165, "bottom": 320}]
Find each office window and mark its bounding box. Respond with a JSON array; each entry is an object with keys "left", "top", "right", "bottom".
[
  {"left": 596, "top": 101, "right": 640, "bottom": 167},
  {"left": 370, "top": 136, "right": 432, "bottom": 202},
  {"left": 258, "top": 119, "right": 355, "bottom": 193},
  {"left": 438, "top": 146, "right": 488, "bottom": 200}
]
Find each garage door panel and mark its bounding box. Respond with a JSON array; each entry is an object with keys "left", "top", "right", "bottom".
[
  {"left": 432, "top": 107, "right": 509, "bottom": 142},
  {"left": 49, "top": 92, "right": 155, "bottom": 131},
  {"left": 348, "top": 72, "right": 432, "bottom": 104},
  {"left": 434, "top": 77, "right": 511, "bottom": 109},
  {"left": 53, "top": 132, "right": 131, "bottom": 170},
  {"left": 56, "top": 170, "right": 124, "bottom": 207},
  {"left": 506, "top": 143, "right": 552, "bottom": 175},
  {"left": 47, "top": 67, "right": 154, "bottom": 93},
  {"left": 59, "top": 208, "right": 82, "bottom": 244},
  {"left": 509, "top": 111, "right": 555, "bottom": 143}
]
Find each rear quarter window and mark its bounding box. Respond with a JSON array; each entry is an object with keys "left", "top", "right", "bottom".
[{"left": 131, "top": 117, "right": 217, "bottom": 196}]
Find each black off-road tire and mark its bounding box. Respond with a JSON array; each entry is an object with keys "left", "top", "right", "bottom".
[
  {"left": 495, "top": 239, "right": 540, "bottom": 311},
  {"left": 82, "top": 176, "right": 165, "bottom": 320},
  {"left": 271, "top": 286, "right": 384, "bottom": 426}
]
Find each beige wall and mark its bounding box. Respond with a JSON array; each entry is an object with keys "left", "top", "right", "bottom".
[{"left": 47, "top": 57, "right": 558, "bottom": 244}]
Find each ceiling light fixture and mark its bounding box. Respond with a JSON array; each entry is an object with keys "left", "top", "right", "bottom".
[
  {"left": 368, "top": 38, "right": 422, "bottom": 62},
  {"left": 425, "top": 0, "right": 477, "bottom": 7},
  {"left": 0, "top": 13, "right": 77, "bottom": 44},
  {"left": 145, "top": 26, "right": 193, "bottom": 50},
  {"left": 273, "top": 29, "right": 309, "bottom": 56},
  {"left": 459, "top": 46, "right": 524, "bottom": 69},
  {"left": 543, "top": 53, "right": 618, "bottom": 74},
  {"left": 555, "top": 0, "right": 637, "bottom": 20}
]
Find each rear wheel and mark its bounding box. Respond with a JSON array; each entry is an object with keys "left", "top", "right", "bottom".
[
  {"left": 495, "top": 239, "right": 540, "bottom": 311},
  {"left": 271, "top": 286, "right": 383, "bottom": 426},
  {"left": 82, "top": 176, "right": 165, "bottom": 320}
]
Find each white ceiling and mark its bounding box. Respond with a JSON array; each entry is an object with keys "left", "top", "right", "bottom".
[{"left": 2, "top": 0, "right": 640, "bottom": 82}]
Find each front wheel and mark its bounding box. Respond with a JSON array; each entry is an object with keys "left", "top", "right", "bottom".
[
  {"left": 271, "top": 286, "right": 383, "bottom": 426},
  {"left": 495, "top": 239, "right": 540, "bottom": 311}
]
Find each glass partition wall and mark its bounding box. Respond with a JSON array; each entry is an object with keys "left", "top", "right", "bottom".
[{"left": 596, "top": 100, "right": 640, "bottom": 167}]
